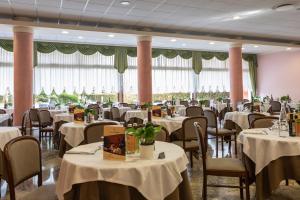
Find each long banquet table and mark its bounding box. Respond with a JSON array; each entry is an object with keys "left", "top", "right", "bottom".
[
  {"left": 238, "top": 128, "right": 300, "bottom": 200},
  {"left": 56, "top": 141, "right": 192, "bottom": 200}
]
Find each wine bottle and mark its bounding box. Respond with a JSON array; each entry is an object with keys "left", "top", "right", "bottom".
[{"left": 288, "top": 113, "right": 295, "bottom": 137}]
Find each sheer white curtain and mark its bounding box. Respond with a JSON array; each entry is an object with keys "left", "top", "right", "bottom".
[
  {"left": 123, "top": 56, "right": 138, "bottom": 94},
  {"left": 0, "top": 48, "right": 13, "bottom": 95},
  {"left": 34, "top": 51, "right": 118, "bottom": 95}
]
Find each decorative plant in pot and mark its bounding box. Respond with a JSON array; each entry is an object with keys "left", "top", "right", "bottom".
[
  {"left": 84, "top": 108, "right": 96, "bottom": 123},
  {"left": 128, "top": 123, "right": 161, "bottom": 159}
]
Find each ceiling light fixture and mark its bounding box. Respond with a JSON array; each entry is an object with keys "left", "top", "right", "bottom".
[
  {"left": 108, "top": 34, "right": 115, "bottom": 38},
  {"left": 233, "top": 16, "right": 241, "bottom": 20},
  {"left": 209, "top": 42, "right": 215, "bottom": 45},
  {"left": 120, "top": 1, "right": 130, "bottom": 6},
  {"left": 171, "top": 38, "right": 177, "bottom": 42},
  {"left": 242, "top": 47, "right": 245, "bottom": 50},
  {"left": 61, "top": 30, "right": 69, "bottom": 34},
  {"left": 286, "top": 47, "right": 292, "bottom": 51},
  {"left": 254, "top": 45, "right": 259, "bottom": 48},
  {"left": 78, "top": 36, "right": 83, "bottom": 39}
]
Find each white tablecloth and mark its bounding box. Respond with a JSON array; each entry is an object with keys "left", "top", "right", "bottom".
[
  {"left": 49, "top": 110, "right": 66, "bottom": 117},
  {"left": 151, "top": 116, "right": 186, "bottom": 133},
  {"left": 224, "top": 111, "right": 270, "bottom": 130},
  {"left": 0, "top": 127, "right": 22, "bottom": 151},
  {"left": 56, "top": 141, "right": 189, "bottom": 200},
  {"left": 238, "top": 128, "right": 300, "bottom": 175},
  {"left": 103, "top": 107, "right": 131, "bottom": 116},
  {"left": 125, "top": 110, "right": 148, "bottom": 121},
  {"left": 0, "top": 114, "right": 10, "bottom": 124},
  {"left": 53, "top": 113, "right": 74, "bottom": 123},
  {"left": 211, "top": 103, "right": 230, "bottom": 112},
  {"left": 60, "top": 120, "right": 120, "bottom": 147}
]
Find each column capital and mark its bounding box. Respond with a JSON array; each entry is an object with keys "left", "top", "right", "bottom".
[
  {"left": 137, "top": 35, "right": 152, "bottom": 42},
  {"left": 230, "top": 42, "right": 242, "bottom": 48},
  {"left": 13, "top": 26, "right": 33, "bottom": 33}
]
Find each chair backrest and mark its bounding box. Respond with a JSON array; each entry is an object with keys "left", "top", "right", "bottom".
[
  {"left": 127, "top": 117, "right": 144, "bottom": 126},
  {"left": 154, "top": 126, "right": 169, "bottom": 142},
  {"left": 248, "top": 113, "right": 265, "bottom": 127},
  {"left": 203, "top": 110, "right": 217, "bottom": 128},
  {"left": 186, "top": 106, "right": 204, "bottom": 117},
  {"left": 0, "top": 109, "right": 6, "bottom": 114},
  {"left": 193, "top": 120, "right": 208, "bottom": 171},
  {"left": 29, "top": 108, "right": 40, "bottom": 123},
  {"left": 39, "top": 110, "right": 52, "bottom": 127},
  {"left": 182, "top": 116, "right": 207, "bottom": 142},
  {"left": 218, "top": 106, "right": 232, "bottom": 121},
  {"left": 180, "top": 100, "right": 189, "bottom": 107},
  {"left": 270, "top": 101, "right": 281, "bottom": 112},
  {"left": 111, "top": 107, "right": 121, "bottom": 121},
  {"left": 190, "top": 100, "right": 198, "bottom": 106},
  {"left": 84, "top": 122, "right": 119, "bottom": 144},
  {"left": 251, "top": 117, "right": 278, "bottom": 128},
  {"left": 4, "top": 136, "right": 42, "bottom": 200},
  {"left": 21, "top": 111, "right": 31, "bottom": 135},
  {"left": 243, "top": 102, "right": 252, "bottom": 110}
]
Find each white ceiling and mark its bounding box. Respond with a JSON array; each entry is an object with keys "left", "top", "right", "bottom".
[{"left": 1, "top": 0, "right": 300, "bottom": 53}]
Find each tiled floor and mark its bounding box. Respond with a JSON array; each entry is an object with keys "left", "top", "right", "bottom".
[{"left": 1, "top": 132, "right": 300, "bottom": 199}]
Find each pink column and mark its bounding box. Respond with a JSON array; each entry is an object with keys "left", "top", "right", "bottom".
[
  {"left": 13, "top": 26, "right": 33, "bottom": 125},
  {"left": 229, "top": 43, "right": 243, "bottom": 110},
  {"left": 137, "top": 36, "right": 152, "bottom": 104}
]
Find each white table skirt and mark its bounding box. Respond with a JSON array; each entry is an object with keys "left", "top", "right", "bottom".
[
  {"left": 125, "top": 110, "right": 147, "bottom": 121},
  {"left": 0, "top": 114, "right": 10, "bottom": 124},
  {"left": 56, "top": 141, "right": 189, "bottom": 200},
  {"left": 0, "top": 127, "right": 22, "bottom": 151},
  {"left": 224, "top": 111, "right": 270, "bottom": 130},
  {"left": 49, "top": 110, "right": 66, "bottom": 117},
  {"left": 151, "top": 116, "right": 186, "bottom": 134},
  {"left": 238, "top": 129, "right": 300, "bottom": 175},
  {"left": 60, "top": 120, "right": 120, "bottom": 147},
  {"left": 53, "top": 113, "right": 74, "bottom": 124}
]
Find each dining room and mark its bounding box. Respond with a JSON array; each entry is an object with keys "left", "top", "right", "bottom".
[{"left": 0, "top": 0, "right": 300, "bottom": 200}]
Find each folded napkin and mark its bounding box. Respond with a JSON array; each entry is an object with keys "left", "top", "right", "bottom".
[
  {"left": 66, "top": 144, "right": 100, "bottom": 155},
  {"left": 242, "top": 128, "right": 270, "bottom": 135}
]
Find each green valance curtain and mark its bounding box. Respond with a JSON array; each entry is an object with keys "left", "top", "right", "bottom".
[{"left": 0, "top": 39, "right": 258, "bottom": 93}]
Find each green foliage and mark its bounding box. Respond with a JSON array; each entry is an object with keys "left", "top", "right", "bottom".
[
  {"left": 153, "top": 93, "right": 190, "bottom": 101},
  {"left": 36, "top": 89, "right": 49, "bottom": 103},
  {"left": 58, "top": 92, "right": 79, "bottom": 104},
  {"left": 280, "top": 95, "right": 291, "bottom": 103},
  {"left": 84, "top": 108, "right": 96, "bottom": 116},
  {"left": 127, "top": 123, "right": 161, "bottom": 145}
]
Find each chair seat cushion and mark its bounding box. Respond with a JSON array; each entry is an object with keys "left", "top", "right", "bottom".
[
  {"left": 206, "top": 158, "right": 246, "bottom": 172},
  {"left": 21, "top": 184, "right": 57, "bottom": 200},
  {"left": 172, "top": 140, "right": 198, "bottom": 149},
  {"left": 207, "top": 127, "right": 235, "bottom": 135}
]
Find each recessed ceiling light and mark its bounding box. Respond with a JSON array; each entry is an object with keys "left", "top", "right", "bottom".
[
  {"left": 286, "top": 47, "right": 292, "bottom": 51},
  {"left": 78, "top": 36, "right": 83, "bottom": 39},
  {"left": 61, "top": 30, "right": 69, "bottom": 34},
  {"left": 182, "top": 43, "right": 186, "bottom": 47},
  {"left": 108, "top": 34, "right": 115, "bottom": 38},
  {"left": 120, "top": 1, "right": 130, "bottom": 6},
  {"left": 254, "top": 45, "right": 259, "bottom": 48},
  {"left": 209, "top": 42, "right": 215, "bottom": 45},
  {"left": 233, "top": 16, "right": 241, "bottom": 20},
  {"left": 171, "top": 38, "right": 177, "bottom": 42}
]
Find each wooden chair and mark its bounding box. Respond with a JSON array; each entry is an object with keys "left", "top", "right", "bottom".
[
  {"left": 29, "top": 108, "right": 40, "bottom": 132},
  {"left": 19, "top": 111, "right": 31, "bottom": 136},
  {"left": 186, "top": 106, "right": 204, "bottom": 117},
  {"left": 204, "top": 110, "right": 236, "bottom": 158},
  {"left": 270, "top": 101, "right": 281, "bottom": 113},
  {"left": 172, "top": 117, "right": 207, "bottom": 168},
  {"left": 0, "top": 109, "right": 6, "bottom": 114},
  {"left": 39, "top": 110, "right": 54, "bottom": 143},
  {"left": 248, "top": 113, "right": 265, "bottom": 128},
  {"left": 190, "top": 99, "right": 199, "bottom": 106},
  {"left": 84, "top": 122, "right": 119, "bottom": 144},
  {"left": 218, "top": 106, "right": 232, "bottom": 126},
  {"left": 180, "top": 100, "right": 189, "bottom": 107},
  {"left": 53, "top": 120, "right": 68, "bottom": 150},
  {"left": 111, "top": 107, "right": 121, "bottom": 121},
  {"left": 154, "top": 126, "right": 169, "bottom": 142},
  {"left": 251, "top": 116, "right": 278, "bottom": 128},
  {"left": 4, "top": 136, "right": 56, "bottom": 200},
  {"left": 193, "top": 122, "right": 250, "bottom": 200}
]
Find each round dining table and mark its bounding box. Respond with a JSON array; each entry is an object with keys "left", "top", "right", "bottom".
[
  {"left": 0, "top": 127, "right": 22, "bottom": 180},
  {"left": 151, "top": 116, "right": 187, "bottom": 134},
  {"left": 238, "top": 128, "right": 300, "bottom": 200},
  {"left": 56, "top": 141, "right": 192, "bottom": 200}
]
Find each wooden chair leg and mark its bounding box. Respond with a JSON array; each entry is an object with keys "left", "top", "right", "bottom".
[
  {"left": 202, "top": 174, "right": 207, "bottom": 200},
  {"left": 234, "top": 134, "right": 238, "bottom": 157},
  {"left": 285, "top": 178, "right": 289, "bottom": 186},
  {"left": 39, "top": 130, "right": 42, "bottom": 142},
  {"left": 228, "top": 140, "right": 232, "bottom": 157},
  {"left": 221, "top": 137, "right": 224, "bottom": 157},
  {"left": 239, "top": 177, "right": 244, "bottom": 200},
  {"left": 189, "top": 151, "right": 193, "bottom": 168},
  {"left": 245, "top": 175, "right": 250, "bottom": 200},
  {"left": 216, "top": 136, "right": 218, "bottom": 158}
]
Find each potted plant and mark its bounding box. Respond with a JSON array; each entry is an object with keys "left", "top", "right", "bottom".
[
  {"left": 128, "top": 123, "right": 161, "bottom": 159},
  {"left": 84, "top": 108, "right": 96, "bottom": 123}
]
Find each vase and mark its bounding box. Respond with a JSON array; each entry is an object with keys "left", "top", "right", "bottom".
[{"left": 139, "top": 143, "right": 154, "bottom": 159}]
